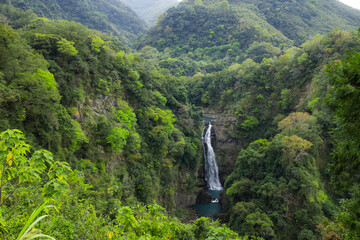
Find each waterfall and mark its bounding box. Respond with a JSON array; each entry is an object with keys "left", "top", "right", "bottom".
[{"left": 203, "top": 122, "right": 223, "bottom": 191}]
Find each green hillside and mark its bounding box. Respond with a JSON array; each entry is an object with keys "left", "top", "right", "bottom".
[
  {"left": 141, "top": 0, "right": 360, "bottom": 46},
  {"left": 0, "top": 7, "right": 227, "bottom": 239},
  {"left": 122, "top": 0, "right": 179, "bottom": 24},
  {"left": 243, "top": 0, "right": 360, "bottom": 45},
  {"left": 0, "top": 0, "right": 148, "bottom": 44},
  {"left": 2, "top": 1, "right": 360, "bottom": 239},
  {"left": 136, "top": 0, "right": 293, "bottom": 72},
  {"left": 186, "top": 29, "right": 360, "bottom": 238},
  {"left": 136, "top": 0, "right": 360, "bottom": 76}
]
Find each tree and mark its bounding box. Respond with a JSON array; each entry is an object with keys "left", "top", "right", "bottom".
[
  {"left": 279, "top": 88, "right": 293, "bottom": 110},
  {"left": 281, "top": 135, "right": 313, "bottom": 163},
  {"left": 241, "top": 116, "right": 259, "bottom": 131},
  {"left": 244, "top": 211, "right": 275, "bottom": 238},
  {"left": 278, "top": 112, "right": 311, "bottom": 132},
  {"left": 194, "top": 0, "right": 204, "bottom": 6},
  {"left": 57, "top": 38, "right": 78, "bottom": 56},
  {"left": 0, "top": 129, "right": 72, "bottom": 235},
  {"left": 326, "top": 50, "right": 360, "bottom": 189},
  {"left": 219, "top": 0, "right": 229, "bottom": 8},
  {"left": 89, "top": 35, "right": 109, "bottom": 53},
  {"left": 324, "top": 43, "right": 360, "bottom": 238},
  {"left": 106, "top": 127, "right": 129, "bottom": 152}
]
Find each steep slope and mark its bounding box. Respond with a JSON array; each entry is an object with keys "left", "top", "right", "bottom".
[
  {"left": 242, "top": 0, "right": 360, "bottom": 45},
  {"left": 0, "top": 0, "right": 148, "bottom": 44},
  {"left": 139, "top": 0, "right": 291, "bottom": 49},
  {"left": 186, "top": 28, "right": 360, "bottom": 239},
  {"left": 2, "top": 1, "right": 360, "bottom": 239},
  {"left": 122, "top": 0, "right": 179, "bottom": 24},
  {"left": 0, "top": 4, "right": 205, "bottom": 219},
  {"left": 136, "top": 0, "right": 360, "bottom": 76},
  {"left": 142, "top": 0, "right": 360, "bottom": 47},
  {"left": 0, "top": 6, "right": 258, "bottom": 239},
  {"left": 136, "top": 0, "right": 293, "bottom": 75}
]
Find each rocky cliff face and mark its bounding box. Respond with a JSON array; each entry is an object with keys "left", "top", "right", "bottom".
[
  {"left": 176, "top": 110, "right": 240, "bottom": 208},
  {"left": 203, "top": 111, "right": 241, "bottom": 185},
  {"left": 174, "top": 169, "right": 203, "bottom": 208}
]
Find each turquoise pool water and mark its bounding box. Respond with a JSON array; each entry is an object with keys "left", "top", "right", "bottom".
[
  {"left": 191, "top": 190, "right": 223, "bottom": 218},
  {"left": 203, "top": 117, "right": 217, "bottom": 122}
]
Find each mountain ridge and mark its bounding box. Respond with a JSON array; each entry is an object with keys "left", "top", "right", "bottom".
[
  {"left": 0, "top": 0, "right": 148, "bottom": 44},
  {"left": 135, "top": 0, "right": 360, "bottom": 76}
]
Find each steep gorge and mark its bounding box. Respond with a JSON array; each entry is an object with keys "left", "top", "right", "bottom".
[{"left": 1, "top": 0, "right": 360, "bottom": 239}]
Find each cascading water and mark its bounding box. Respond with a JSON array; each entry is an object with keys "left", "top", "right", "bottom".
[
  {"left": 191, "top": 121, "right": 223, "bottom": 218},
  {"left": 203, "top": 122, "right": 222, "bottom": 191}
]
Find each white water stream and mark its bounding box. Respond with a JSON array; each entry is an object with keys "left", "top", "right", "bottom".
[{"left": 203, "top": 123, "right": 223, "bottom": 191}]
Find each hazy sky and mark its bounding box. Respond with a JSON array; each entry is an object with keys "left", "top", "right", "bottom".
[
  {"left": 337, "top": 0, "right": 360, "bottom": 10},
  {"left": 176, "top": 0, "right": 360, "bottom": 10}
]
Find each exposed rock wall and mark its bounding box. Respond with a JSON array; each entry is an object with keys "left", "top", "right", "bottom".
[
  {"left": 203, "top": 110, "right": 241, "bottom": 184},
  {"left": 174, "top": 170, "right": 203, "bottom": 208},
  {"left": 179, "top": 110, "right": 240, "bottom": 208}
]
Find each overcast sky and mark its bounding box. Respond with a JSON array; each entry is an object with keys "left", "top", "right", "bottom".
[
  {"left": 337, "top": 0, "right": 360, "bottom": 10},
  {"left": 176, "top": 0, "right": 360, "bottom": 10}
]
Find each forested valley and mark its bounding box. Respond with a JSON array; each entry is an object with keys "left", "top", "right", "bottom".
[{"left": 1, "top": 0, "right": 360, "bottom": 239}]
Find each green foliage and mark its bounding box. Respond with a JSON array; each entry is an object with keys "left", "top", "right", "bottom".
[
  {"left": 194, "top": 0, "right": 204, "bottom": 6},
  {"left": 0, "top": 13, "right": 204, "bottom": 240},
  {"left": 115, "top": 101, "right": 137, "bottom": 130},
  {"left": 114, "top": 204, "right": 192, "bottom": 239},
  {"left": 115, "top": 51, "right": 126, "bottom": 65},
  {"left": 225, "top": 110, "right": 328, "bottom": 239},
  {"left": 145, "top": 107, "right": 176, "bottom": 134},
  {"left": 192, "top": 217, "right": 240, "bottom": 240},
  {"left": 185, "top": 28, "right": 359, "bottom": 149},
  {"left": 0, "top": 129, "right": 72, "bottom": 238},
  {"left": 136, "top": 0, "right": 360, "bottom": 76},
  {"left": 57, "top": 38, "right": 78, "bottom": 56},
  {"left": 0, "top": 4, "right": 37, "bottom": 28},
  {"left": 2, "top": 2, "right": 360, "bottom": 240},
  {"left": 0, "top": 129, "right": 228, "bottom": 240},
  {"left": 136, "top": 1, "right": 292, "bottom": 75},
  {"left": 278, "top": 112, "right": 312, "bottom": 132},
  {"left": 89, "top": 35, "right": 109, "bottom": 53},
  {"left": 16, "top": 202, "right": 56, "bottom": 240},
  {"left": 279, "top": 88, "right": 293, "bottom": 110},
  {"left": 241, "top": 116, "right": 259, "bottom": 131},
  {"left": 323, "top": 41, "right": 360, "bottom": 238},
  {"left": 244, "top": 211, "right": 274, "bottom": 238},
  {"left": 280, "top": 135, "right": 313, "bottom": 163},
  {"left": 2, "top": 0, "right": 147, "bottom": 44},
  {"left": 0, "top": 130, "right": 71, "bottom": 202},
  {"left": 154, "top": 91, "right": 167, "bottom": 107},
  {"left": 106, "top": 127, "right": 130, "bottom": 153},
  {"left": 250, "top": 0, "right": 360, "bottom": 45},
  {"left": 107, "top": 101, "right": 142, "bottom": 154}
]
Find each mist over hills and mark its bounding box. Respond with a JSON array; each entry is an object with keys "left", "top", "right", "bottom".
[{"left": 122, "top": 0, "right": 179, "bottom": 24}]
